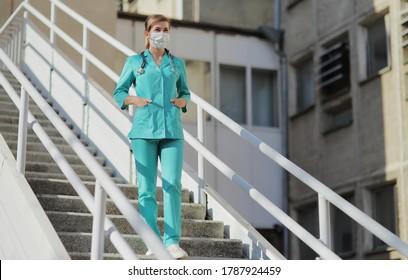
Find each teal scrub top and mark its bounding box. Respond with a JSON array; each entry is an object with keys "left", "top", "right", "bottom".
[{"left": 113, "top": 50, "right": 190, "bottom": 139}]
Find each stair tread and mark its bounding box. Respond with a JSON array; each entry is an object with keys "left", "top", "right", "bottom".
[
  {"left": 57, "top": 232, "right": 242, "bottom": 258},
  {"left": 1, "top": 70, "right": 245, "bottom": 260},
  {"left": 28, "top": 178, "right": 191, "bottom": 202}
]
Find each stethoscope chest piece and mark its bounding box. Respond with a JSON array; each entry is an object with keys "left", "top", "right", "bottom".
[{"left": 137, "top": 49, "right": 176, "bottom": 76}]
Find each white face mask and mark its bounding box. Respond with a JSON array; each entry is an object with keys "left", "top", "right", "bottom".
[{"left": 149, "top": 32, "right": 170, "bottom": 49}]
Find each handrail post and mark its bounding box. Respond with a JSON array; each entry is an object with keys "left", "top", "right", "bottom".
[
  {"left": 91, "top": 180, "right": 107, "bottom": 260},
  {"left": 81, "top": 24, "right": 89, "bottom": 137},
  {"left": 49, "top": 0, "right": 55, "bottom": 98},
  {"left": 318, "top": 193, "right": 331, "bottom": 257},
  {"left": 16, "top": 86, "right": 29, "bottom": 174},
  {"left": 197, "top": 104, "right": 205, "bottom": 204}
]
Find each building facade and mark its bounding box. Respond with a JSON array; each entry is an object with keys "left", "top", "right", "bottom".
[
  {"left": 285, "top": 0, "right": 408, "bottom": 259},
  {"left": 2, "top": 0, "right": 407, "bottom": 260}
]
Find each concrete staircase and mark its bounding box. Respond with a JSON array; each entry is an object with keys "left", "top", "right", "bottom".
[{"left": 0, "top": 69, "right": 244, "bottom": 260}]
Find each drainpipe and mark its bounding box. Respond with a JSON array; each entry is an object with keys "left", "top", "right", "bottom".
[{"left": 259, "top": 0, "right": 289, "bottom": 259}]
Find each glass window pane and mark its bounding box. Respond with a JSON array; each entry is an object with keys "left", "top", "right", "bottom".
[
  {"left": 367, "top": 17, "right": 388, "bottom": 76},
  {"left": 297, "top": 203, "right": 318, "bottom": 260},
  {"left": 252, "top": 69, "right": 278, "bottom": 127},
  {"left": 319, "top": 39, "right": 350, "bottom": 98},
  {"left": 331, "top": 194, "right": 355, "bottom": 255},
  {"left": 220, "top": 65, "right": 246, "bottom": 124},
  {"left": 183, "top": 60, "right": 211, "bottom": 123},
  {"left": 373, "top": 186, "right": 397, "bottom": 248},
  {"left": 296, "top": 58, "right": 314, "bottom": 112}
]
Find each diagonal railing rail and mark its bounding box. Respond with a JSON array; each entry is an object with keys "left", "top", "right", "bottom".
[
  {"left": 1, "top": 0, "right": 407, "bottom": 259},
  {"left": 0, "top": 48, "right": 172, "bottom": 260}
]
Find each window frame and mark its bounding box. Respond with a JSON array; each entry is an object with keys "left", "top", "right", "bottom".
[
  {"left": 371, "top": 184, "right": 398, "bottom": 250},
  {"left": 358, "top": 11, "right": 391, "bottom": 83},
  {"left": 294, "top": 55, "right": 315, "bottom": 114},
  {"left": 318, "top": 34, "right": 351, "bottom": 102},
  {"left": 219, "top": 64, "right": 247, "bottom": 125},
  {"left": 218, "top": 63, "right": 280, "bottom": 129},
  {"left": 330, "top": 193, "right": 356, "bottom": 258},
  {"left": 251, "top": 67, "right": 279, "bottom": 128}
]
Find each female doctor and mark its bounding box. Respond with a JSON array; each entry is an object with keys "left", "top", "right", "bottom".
[{"left": 113, "top": 14, "right": 190, "bottom": 259}]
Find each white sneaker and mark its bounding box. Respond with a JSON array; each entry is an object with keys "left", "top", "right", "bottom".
[
  {"left": 166, "top": 244, "right": 188, "bottom": 259},
  {"left": 145, "top": 248, "right": 154, "bottom": 256}
]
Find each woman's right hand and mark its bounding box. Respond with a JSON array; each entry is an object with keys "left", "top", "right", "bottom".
[{"left": 124, "top": 96, "right": 152, "bottom": 108}]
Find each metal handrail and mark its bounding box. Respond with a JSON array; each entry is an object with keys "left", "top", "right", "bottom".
[
  {"left": 191, "top": 95, "right": 408, "bottom": 258},
  {"left": 1, "top": 70, "right": 138, "bottom": 259},
  {"left": 183, "top": 132, "right": 340, "bottom": 260},
  {"left": 0, "top": 2, "right": 24, "bottom": 35},
  {"left": 0, "top": 49, "right": 172, "bottom": 260},
  {"left": 2, "top": 0, "right": 407, "bottom": 259}
]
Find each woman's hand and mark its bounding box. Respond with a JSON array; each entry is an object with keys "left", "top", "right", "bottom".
[
  {"left": 170, "top": 98, "right": 186, "bottom": 108},
  {"left": 124, "top": 96, "right": 152, "bottom": 108}
]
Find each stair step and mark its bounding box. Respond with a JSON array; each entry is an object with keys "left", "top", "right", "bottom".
[
  {"left": 28, "top": 178, "right": 191, "bottom": 203},
  {"left": 0, "top": 123, "right": 65, "bottom": 137},
  {"left": 7, "top": 141, "right": 96, "bottom": 156},
  {"left": 10, "top": 150, "right": 105, "bottom": 166},
  {"left": 23, "top": 161, "right": 113, "bottom": 177},
  {"left": 37, "top": 194, "right": 205, "bottom": 219},
  {"left": 58, "top": 232, "right": 243, "bottom": 259},
  {"left": 0, "top": 114, "right": 72, "bottom": 129},
  {"left": 24, "top": 171, "right": 123, "bottom": 183},
  {"left": 3, "top": 131, "right": 75, "bottom": 146},
  {"left": 0, "top": 108, "right": 53, "bottom": 121},
  {"left": 69, "top": 252, "right": 244, "bottom": 260},
  {"left": 1, "top": 71, "right": 246, "bottom": 260},
  {"left": 0, "top": 100, "right": 52, "bottom": 114},
  {"left": 46, "top": 211, "right": 221, "bottom": 238}
]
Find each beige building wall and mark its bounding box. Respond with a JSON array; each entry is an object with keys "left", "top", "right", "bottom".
[
  {"left": 0, "top": 0, "right": 23, "bottom": 26},
  {"left": 285, "top": 0, "right": 407, "bottom": 259},
  {"left": 120, "top": 0, "right": 275, "bottom": 30},
  {"left": 1, "top": 0, "right": 118, "bottom": 92}
]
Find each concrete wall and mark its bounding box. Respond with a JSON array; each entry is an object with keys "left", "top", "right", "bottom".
[
  {"left": 0, "top": 134, "right": 70, "bottom": 259},
  {"left": 1, "top": 0, "right": 118, "bottom": 92},
  {"left": 285, "top": 0, "right": 407, "bottom": 259},
  {"left": 121, "top": 0, "right": 275, "bottom": 30}
]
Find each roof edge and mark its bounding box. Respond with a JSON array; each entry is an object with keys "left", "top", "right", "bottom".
[{"left": 117, "top": 11, "right": 267, "bottom": 38}]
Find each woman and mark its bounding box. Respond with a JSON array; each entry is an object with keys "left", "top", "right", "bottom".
[{"left": 113, "top": 14, "right": 190, "bottom": 259}]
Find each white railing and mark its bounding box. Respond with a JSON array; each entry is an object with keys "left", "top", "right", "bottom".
[
  {"left": 1, "top": 0, "right": 408, "bottom": 259},
  {"left": 0, "top": 49, "right": 172, "bottom": 260}
]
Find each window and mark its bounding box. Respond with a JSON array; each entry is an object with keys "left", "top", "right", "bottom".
[
  {"left": 296, "top": 57, "right": 314, "bottom": 113},
  {"left": 372, "top": 185, "right": 397, "bottom": 249},
  {"left": 183, "top": 60, "right": 211, "bottom": 123},
  {"left": 322, "top": 98, "right": 353, "bottom": 134},
  {"left": 318, "top": 37, "right": 350, "bottom": 100},
  {"left": 401, "top": 1, "right": 408, "bottom": 63},
  {"left": 331, "top": 194, "right": 355, "bottom": 256},
  {"left": 252, "top": 69, "right": 278, "bottom": 127},
  {"left": 220, "top": 65, "right": 246, "bottom": 124},
  {"left": 287, "top": 0, "right": 305, "bottom": 9},
  {"left": 297, "top": 203, "right": 318, "bottom": 260},
  {"left": 366, "top": 16, "right": 389, "bottom": 76}
]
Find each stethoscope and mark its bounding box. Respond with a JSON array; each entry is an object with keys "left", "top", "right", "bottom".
[{"left": 137, "top": 48, "right": 177, "bottom": 75}]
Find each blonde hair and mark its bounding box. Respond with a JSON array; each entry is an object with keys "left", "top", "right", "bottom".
[{"left": 144, "top": 14, "right": 171, "bottom": 49}]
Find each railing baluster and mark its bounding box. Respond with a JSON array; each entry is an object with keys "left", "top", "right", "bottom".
[
  {"left": 197, "top": 104, "right": 205, "bottom": 204},
  {"left": 82, "top": 25, "right": 89, "bottom": 137},
  {"left": 91, "top": 180, "right": 107, "bottom": 260},
  {"left": 16, "top": 86, "right": 28, "bottom": 174},
  {"left": 318, "top": 194, "right": 331, "bottom": 259}
]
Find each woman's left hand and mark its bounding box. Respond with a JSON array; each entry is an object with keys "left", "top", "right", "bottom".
[{"left": 170, "top": 98, "right": 187, "bottom": 108}]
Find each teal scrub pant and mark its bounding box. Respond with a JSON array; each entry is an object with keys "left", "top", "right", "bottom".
[{"left": 131, "top": 138, "right": 184, "bottom": 247}]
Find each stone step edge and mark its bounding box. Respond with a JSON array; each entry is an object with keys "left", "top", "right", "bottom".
[
  {"left": 46, "top": 210, "right": 211, "bottom": 224},
  {"left": 39, "top": 194, "right": 199, "bottom": 209}
]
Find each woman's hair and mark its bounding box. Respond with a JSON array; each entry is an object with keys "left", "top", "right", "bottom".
[{"left": 144, "top": 14, "right": 170, "bottom": 49}]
